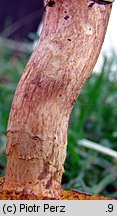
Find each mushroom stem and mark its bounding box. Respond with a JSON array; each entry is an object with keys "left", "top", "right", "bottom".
[{"left": 4, "top": 0, "right": 112, "bottom": 199}]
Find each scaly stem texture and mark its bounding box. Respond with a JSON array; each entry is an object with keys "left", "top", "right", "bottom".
[{"left": 4, "top": 0, "right": 112, "bottom": 198}]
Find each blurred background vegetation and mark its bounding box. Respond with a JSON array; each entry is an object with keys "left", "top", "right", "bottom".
[{"left": 0, "top": 42, "right": 117, "bottom": 198}]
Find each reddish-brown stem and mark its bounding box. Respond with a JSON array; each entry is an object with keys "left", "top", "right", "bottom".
[{"left": 4, "top": 0, "right": 112, "bottom": 199}]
